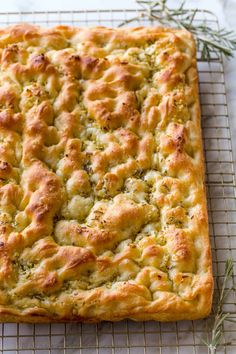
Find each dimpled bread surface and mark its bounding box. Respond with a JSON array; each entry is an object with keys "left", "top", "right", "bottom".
[{"left": 0, "top": 24, "right": 213, "bottom": 322}]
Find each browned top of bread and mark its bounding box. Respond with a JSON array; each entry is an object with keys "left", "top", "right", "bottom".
[{"left": 0, "top": 24, "right": 212, "bottom": 322}]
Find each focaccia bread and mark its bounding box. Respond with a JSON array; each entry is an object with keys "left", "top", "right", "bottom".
[{"left": 0, "top": 24, "right": 213, "bottom": 322}]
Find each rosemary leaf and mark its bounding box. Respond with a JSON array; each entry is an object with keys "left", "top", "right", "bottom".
[
  {"left": 225, "top": 318, "right": 236, "bottom": 323},
  {"left": 202, "top": 259, "right": 234, "bottom": 354},
  {"left": 118, "top": 0, "right": 236, "bottom": 59}
]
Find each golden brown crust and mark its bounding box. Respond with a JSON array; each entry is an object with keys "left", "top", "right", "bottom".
[{"left": 0, "top": 24, "right": 213, "bottom": 322}]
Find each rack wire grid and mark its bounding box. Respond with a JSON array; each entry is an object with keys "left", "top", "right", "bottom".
[{"left": 0, "top": 6, "right": 235, "bottom": 354}]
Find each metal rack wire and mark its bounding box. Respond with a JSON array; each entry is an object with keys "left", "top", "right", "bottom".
[{"left": 0, "top": 7, "right": 235, "bottom": 354}]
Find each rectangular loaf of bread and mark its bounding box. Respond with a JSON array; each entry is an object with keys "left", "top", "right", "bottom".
[{"left": 0, "top": 24, "right": 213, "bottom": 322}]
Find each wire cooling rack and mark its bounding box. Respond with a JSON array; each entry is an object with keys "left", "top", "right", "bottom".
[{"left": 0, "top": 7, "right": 235, "bottom": 354}]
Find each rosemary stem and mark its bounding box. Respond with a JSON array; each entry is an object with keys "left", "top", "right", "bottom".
[
  {"left": 119, "top": 0, "right": 236, "bottom": 60},
  {"left": 118, "top": 14, "right": 144, "bottom": 28},
  {"left": 209, "top": 346, "right": 216, "bottom": 354}
]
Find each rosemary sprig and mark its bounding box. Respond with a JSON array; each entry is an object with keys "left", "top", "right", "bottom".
[
  {"left": 118, "top": 0, "right": 236, "bottom": 60},
  {"left": 202, "top": 259, "right": 235, "bottom": 354}
]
